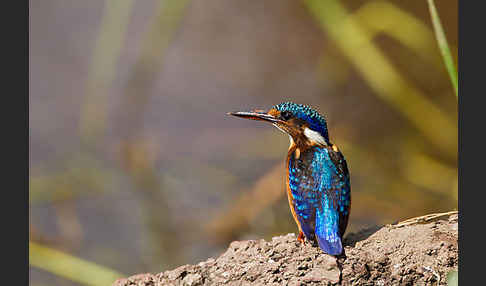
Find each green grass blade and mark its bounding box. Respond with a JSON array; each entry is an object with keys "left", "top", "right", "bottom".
[
  {"left": 427, "top": 0, "right": 458, "bottom": 98},
  {"left": 353, "top": 1, "right": 441, "bottom": 68},
  {"left": 79, "top": 0, "right": 135, "bottom": 144},
  {"left": 447, "top": 270, "right": 458, "bottom": 286},
  {"left": 29, "top": 241, "right": 125, "bottom": 286},
  {"left": 304, "top": 0, "right": 457, "bottom": 156}
]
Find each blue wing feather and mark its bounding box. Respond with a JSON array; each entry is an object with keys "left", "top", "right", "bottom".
[{"left": 288, "top": 145, "right": 350, "bottom": 255}]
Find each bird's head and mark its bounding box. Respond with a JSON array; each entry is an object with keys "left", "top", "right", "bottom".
[{"left": 228, "top": 102, "right": 329, "bottom": 147}]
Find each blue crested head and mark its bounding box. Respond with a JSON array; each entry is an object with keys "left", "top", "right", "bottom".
[
  {"left": 228, "top": 101, "right": 330, "bottom": 146},
  {"left": 273, "top": 102, "right": 329, "bottom": 142}
]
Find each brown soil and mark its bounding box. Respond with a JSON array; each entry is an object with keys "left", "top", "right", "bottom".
[{"left": 113, "top": 212, "right": 458, "bottom": 286}]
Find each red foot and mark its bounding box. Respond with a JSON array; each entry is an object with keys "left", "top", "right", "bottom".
[{"left": 297, "top": 231, "right": 305, "bottom": 244}]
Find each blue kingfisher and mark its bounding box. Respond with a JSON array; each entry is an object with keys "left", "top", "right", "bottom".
[{"left": 228, "top": 102, "right": 351, "bottom": 255}]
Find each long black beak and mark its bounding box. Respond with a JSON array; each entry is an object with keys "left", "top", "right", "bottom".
[{"left": 227, "top": 111, "right": 283, "bottom": 123}]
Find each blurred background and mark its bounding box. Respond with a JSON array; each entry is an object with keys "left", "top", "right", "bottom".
[{"left": 29, "top": 0, "right": 457, "bottom": 285}]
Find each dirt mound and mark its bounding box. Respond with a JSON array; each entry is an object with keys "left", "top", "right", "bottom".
[{"left": 113, "top": 212, "right": 458, "bottom": 285}]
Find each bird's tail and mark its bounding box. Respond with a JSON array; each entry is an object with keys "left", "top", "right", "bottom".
[
  {"left": 315, "top": 208, "right": 343, "bottom": 255},
  {"left": 316, "top": 233, "right": 342, "bottom": 255}
]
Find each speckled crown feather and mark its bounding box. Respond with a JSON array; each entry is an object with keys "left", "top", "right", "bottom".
[{"left": 273, "top": 102, "right": 329, "bottom": 141}]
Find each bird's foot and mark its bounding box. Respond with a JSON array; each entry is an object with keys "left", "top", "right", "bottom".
[{"left": 297, "top": 231, "right": 306, "bottom": 244}]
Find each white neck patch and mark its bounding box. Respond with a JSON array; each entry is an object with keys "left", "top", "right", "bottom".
[{"left": 304, "top": 127, "right": 327, "bottom": 146}]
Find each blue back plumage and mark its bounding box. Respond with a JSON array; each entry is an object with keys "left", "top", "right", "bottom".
[
  {"left": 288, "top": 146, "right": 351, "bottom": 255},
  {"left": 273, "top": 102, "right": 329, "bottom": 142}
]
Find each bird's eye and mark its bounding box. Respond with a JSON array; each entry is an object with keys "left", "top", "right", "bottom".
[{"left": 280, "top": 111, "right": 292, "bottom": 120}]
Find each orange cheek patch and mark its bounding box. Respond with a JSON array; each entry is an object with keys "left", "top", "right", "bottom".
[{"left": 267, "top": 108, "right": 281, "bottom": 118}]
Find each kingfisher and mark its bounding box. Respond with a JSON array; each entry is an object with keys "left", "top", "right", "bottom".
[{"left": 228, "top": 102, "right": 351, "bottom": 255}]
